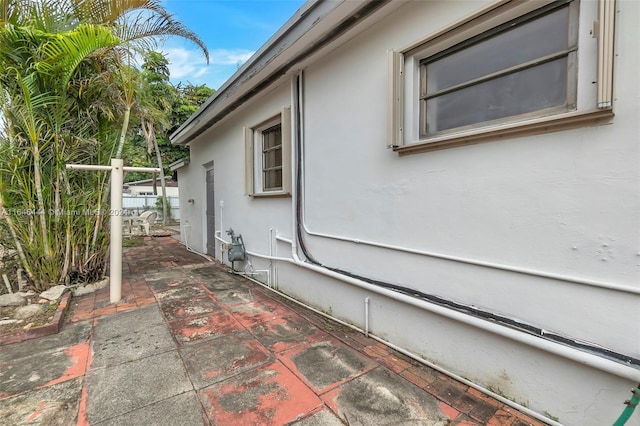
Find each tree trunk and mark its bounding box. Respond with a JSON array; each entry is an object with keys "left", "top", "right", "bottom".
[
  {"left": 95, "top": 104, "right": 131, "bottom": 248},
  {"left": 152, "top": 171, "right": 157, "bottom": 195},
  {"left": 0, "top": 195, "right": 35, "bottom": 282},
  {"left": 115, "top": 106, "right": 131, "bottom": 159},
  {"left": 32, "top": 143, "right": 51, "bottom": 260},
  {"left": 60, "top": 215, "right": 71, "bottom": 280},
  {"left": 153, "top": 137, "right": 168, "bottom": 225},
  {"left": 142, "top": 119, "right": 167, "bottom": 225}
]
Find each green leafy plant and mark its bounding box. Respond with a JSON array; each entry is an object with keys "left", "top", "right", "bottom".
[
  {"left": 0, "top": 0, "right": 209, "bottom": 290},
  {"left": 155, "top": 196, "right": 171, "bottom": 221}
]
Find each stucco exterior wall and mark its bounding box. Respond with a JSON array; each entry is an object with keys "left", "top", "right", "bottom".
[
  {"left": 301, "top": 0, "right": 639, "bottom": 356},
  {"left": 179, "top": 84, "right": 293, "bottom": 256},
  {"left": 178, "top": 1, "right": 640, "bottom": 424}
]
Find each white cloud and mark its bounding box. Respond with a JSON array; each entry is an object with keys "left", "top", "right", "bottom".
[
  {"left": 161, "top": 47, "right": 255, "bottom": 89},
  {"left": 193, "top": 68, "right": 208, "bottom": 78},
  {"left": 209, "top": 49, "right": 255, "bottom": 66},
  {"left": 161, "top": 47, "right": 206, "bottom": 79}
]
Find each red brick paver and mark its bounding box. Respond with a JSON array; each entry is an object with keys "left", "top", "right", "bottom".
[{"left": 61, "top": 236, "right": 546, "bottom": 425}]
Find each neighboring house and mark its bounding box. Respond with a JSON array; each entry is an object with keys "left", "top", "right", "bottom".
[
  {"left": 123, "top": 177, "right": 179, "bottom": 197},
  {"left": 170, "top": 1, "right": 639, "bottom": 424}
]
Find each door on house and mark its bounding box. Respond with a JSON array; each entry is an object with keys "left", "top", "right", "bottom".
[{"left": 206, "top": 168, "right": 215, "bottom": 257}]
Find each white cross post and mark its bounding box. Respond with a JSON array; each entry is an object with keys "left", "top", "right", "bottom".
[{"left": 66, "top": 159, "right": 161, "bottom": 304}]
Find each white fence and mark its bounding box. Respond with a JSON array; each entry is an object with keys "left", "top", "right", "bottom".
[{"left": 122, "top": 195, "right": 180, "bottom": 222}]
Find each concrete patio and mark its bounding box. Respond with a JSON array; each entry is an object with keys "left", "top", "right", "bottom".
[{"left": 0, "top": 236, "right": 545, "bottom": 425}]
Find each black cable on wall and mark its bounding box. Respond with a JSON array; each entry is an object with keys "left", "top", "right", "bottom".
[{"left": 291, "top": 73, "right": 639, "bottom": 368}]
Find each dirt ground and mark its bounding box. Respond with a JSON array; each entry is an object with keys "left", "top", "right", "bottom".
[{"left": 0, "top": 302, "right": 58, "bottom": 336}]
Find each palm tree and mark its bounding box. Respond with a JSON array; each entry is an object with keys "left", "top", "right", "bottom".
[
  {"left": 0, "top": 0, "right": 209, "bottom": 289},
  {"left": 0, "top": 21, "right": 121, "bottom": 287},
  {"left": 2, "top": 0, "right": 209, "bottom": 59},
  {"left": 139, "top": 51, "right": 176, "bottom": 224}
]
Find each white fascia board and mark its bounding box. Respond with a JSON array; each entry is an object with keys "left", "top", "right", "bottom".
[
  {"left": 168, "top": 158, "right": 190, "bottom": 171},
  {"left": 170, "top": 0, "right": 395, "bottom": 146}
]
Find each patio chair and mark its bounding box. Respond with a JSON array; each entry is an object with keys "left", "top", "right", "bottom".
[{"left": 132, "top": 210, "right": 157, "bottom": 236}]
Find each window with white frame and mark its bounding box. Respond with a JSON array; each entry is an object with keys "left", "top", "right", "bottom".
[
  {"left": 244, "top": 106, "right": 291, "bottom": 197},
  {"left": 388, "top": 0, "right": 616, "bottom": 153}
]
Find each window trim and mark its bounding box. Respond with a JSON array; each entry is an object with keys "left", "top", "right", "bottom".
[
  {"left": 244, "top": 106, "right": 292, "bottom": 197},
  {"left": 387, "top": 0, "right": 616, "bottom": 153},
  {"left": 396, "top": 108, "right": 613, "bottom": 156}
]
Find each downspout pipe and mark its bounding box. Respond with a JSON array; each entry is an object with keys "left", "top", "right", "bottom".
[{"left": 292, "top": 70, "right": 323, "bottom": 266}]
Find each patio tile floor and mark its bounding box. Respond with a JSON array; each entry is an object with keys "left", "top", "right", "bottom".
[{"left": 0, "top": 236, "right": 547, "bottom": 425}]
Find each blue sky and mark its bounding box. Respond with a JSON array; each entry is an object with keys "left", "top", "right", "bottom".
[{"left": 160, "top": 0, "right": 306, "bottom": 89}]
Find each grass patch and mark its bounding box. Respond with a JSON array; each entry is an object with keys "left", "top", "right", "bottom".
[{"left": 123, "top": 238, "right": 145, "bottom": 248}]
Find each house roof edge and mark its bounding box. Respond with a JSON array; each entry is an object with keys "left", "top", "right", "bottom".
[
  {"left": 170, "top": 0, "right": 393, "bottom": 146},
  {"left": 170, "top": 0, "right": 325, "bottom": 145}
]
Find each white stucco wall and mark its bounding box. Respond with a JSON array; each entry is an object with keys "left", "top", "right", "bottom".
[
  {"left": 179, "top": 1, "right": 640, "bottom": 424},
  {"left": 300, "top": 0, "right": 640, "bottom": 356},
  {"left": 179, "top": 84, "right": 293, "bottom": 256}
]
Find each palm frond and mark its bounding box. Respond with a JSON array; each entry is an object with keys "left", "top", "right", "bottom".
[
  {"left": 115, "top": 12, "right": 209, "bottom": 63},
  {"left": 71, "top": 0, "right": 171, "bottom": 25},
  {"left": 38, "top": 23, "right": 120, "bottom": 89},
  {"left": 0, "top": 0, "right": 21, "bottom": 25}
]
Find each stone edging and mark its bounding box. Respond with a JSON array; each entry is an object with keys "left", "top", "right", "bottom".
[{"left": 0, "top": 291, "right": 72, "bottom": 346}]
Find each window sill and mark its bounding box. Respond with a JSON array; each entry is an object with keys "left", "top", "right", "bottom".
[
  {"left": 394, "top": 108, "right": 614, "bottom": 156},
  {"left": 250, "top": 191, "right": 291, "bottom": 199}
]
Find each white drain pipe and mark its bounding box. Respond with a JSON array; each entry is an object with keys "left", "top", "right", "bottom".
[
  {"left": 364, "top": 297, "right": 370, "bottom": 337},
  {"left": 214, "top": 231, "right": 640, "bottom": 384},
  {"left": 277, "top": 234, "right": 640, "bottom": 383},
  {"left": 223, "top": 235, "right": 564, "bottom": 426}
]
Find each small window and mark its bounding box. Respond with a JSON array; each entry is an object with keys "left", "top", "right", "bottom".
[
  {"left": 419, "top": 3, "right": 577, "bottom": 137},
  {"left": 244, "top": 107, "right": 291, "bottom": 197},
  {"left": 261, "top": 123, "right": 283, "bottom": 191}
]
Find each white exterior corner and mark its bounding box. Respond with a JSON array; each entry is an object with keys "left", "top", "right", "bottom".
[{"left": 175, "top": 1, "right": 640, "bottom": 425}]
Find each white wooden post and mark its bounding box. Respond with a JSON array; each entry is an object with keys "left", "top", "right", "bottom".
[
  {"left": 110, "top": 159, "right": 124, "bottom": 303},
  {"left": 66, "top": 160, "right": 160, "bottom": 304}
]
